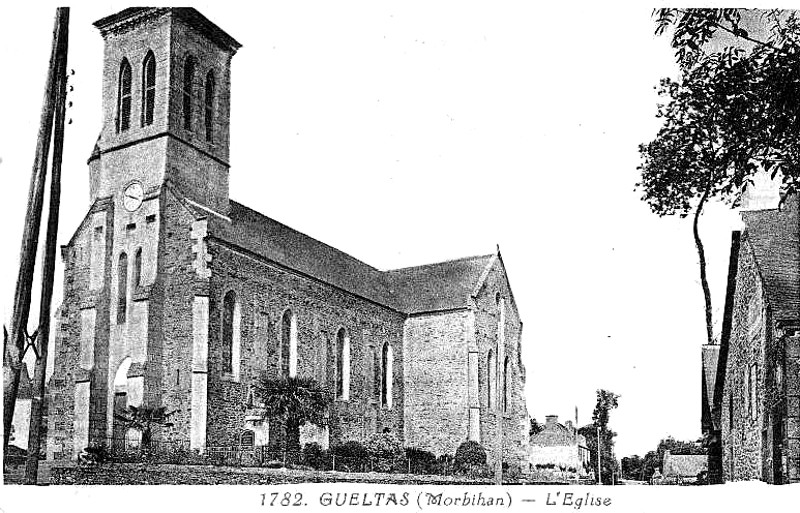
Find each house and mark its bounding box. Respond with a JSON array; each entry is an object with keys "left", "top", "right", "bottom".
[
  {"left": 528, "top": 415, "right": 590, "bottom": 478},
  {"left": 661, "top": 451, "right": 708, "bottom": 484},
  {"left": 710, "top": 194, "right": 800, "bottom": 484},
  {"left": 45, "top": 7, "right": 530, "bottom": 468}
]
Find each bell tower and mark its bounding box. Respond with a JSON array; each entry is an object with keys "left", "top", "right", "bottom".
[{"left": 90, "top": 8, "right": 241, "bottom": 214}]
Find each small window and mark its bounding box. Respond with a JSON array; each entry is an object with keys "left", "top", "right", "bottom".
[
  {"left": 204, "top": 71, "right": 215, "bottom": 142},
  {"left": 503, "top": 356, "right": 510, "bottom": 412},
  {"left": 146, "top": 214, "right": 157, "bottom": 224},
  {"left": 116, "top": 59, "right": 132, "bottom": 133},
  {"left": 487, "top": 349, "right": 496, "bottom": 409},
  {"left": 141, "top": 51, "right": 156, "bottom": 127},
  {"left": 240, "top": 430, "right": 255, "bottom": 448},
  {"left": 280, "top": 309, "right": 297, "bottom": 377},
  {"left": 335, "top": 328, "right": 350, "bottom": 400},
  {"left": 222, "top": 291, "right": 237, "bottom": 374},
  {"left": 133, "top": 248, "right": 142, "bottom": 288},
  {"left": 381, "top": 342, "right": 393, "bottom": 408},
  {"left": 183, "top": 56, "right": 195, "bottom": 130},
  {"left": 117, "top": 252, "right": 128, "bottom": 323}
]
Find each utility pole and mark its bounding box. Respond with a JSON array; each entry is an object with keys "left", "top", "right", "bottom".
[
  {"left": 596, "top": 425, "right": 602, "bottom": 485},
  {"left": 25, "top": 7, "right": 70, "bottom": 485},
  {"left": 3, "top": 7, "right": 65, "bottom": 454}
]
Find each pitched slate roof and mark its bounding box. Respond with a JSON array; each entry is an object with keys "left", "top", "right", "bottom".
[
  {"left": 208, "top": 199, "right": 497, "bottom": 315},
  {"left": 211, "top": 201, "right": 399, "bottom": 309},
  {"left": 386, "top": 254, "right": 495, "bottom": 314},
  {"left": 741, "top": 200, "right": 800, "bottom": 322}
]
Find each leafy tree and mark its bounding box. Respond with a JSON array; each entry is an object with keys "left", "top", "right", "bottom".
[
  {"left": 251, "top": 375, "right": 331, "bottom": 455},
  {"left": 454, "top": 440, "right": 487, "bottom": 474},
  {"left": 579, "top": 389, "right": 620, "bottom": 484},
  {"left": 621, "top": 454, "right": 644, "bottom": 481},
  {"left": 640, "top": 9, "right": 800, "bottom": 345},
  {"left": 529, "top": 417, "right": 543, "bottom": 437},
  {"left": 113, "top": 405, "right": 175, "bottom": 450}
]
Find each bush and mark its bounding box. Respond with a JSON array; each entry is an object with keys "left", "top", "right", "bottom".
[
  {"left": 454, "top": 441, "right": 486, "bottom": 474},
  {"left": 406, "top": 447, "right": 437, "bottom": 474},
  {"left": 364, "top": 433, "right": 403, "bottom": 472},
  {"left": 79, "top": 442, "right": 108, "bottom": 466},
  {"left": 331, "top": 440, "right": 368, "bottom": 472},
  {"left": 302, "top": 442, "right": 326, "bottom": 470}
]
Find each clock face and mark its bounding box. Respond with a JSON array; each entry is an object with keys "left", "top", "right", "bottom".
[{"left": 123, "top": 182, "right": 144, "bottom": 212}]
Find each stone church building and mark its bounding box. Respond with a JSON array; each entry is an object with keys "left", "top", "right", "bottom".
[
  {"left": 706, "top": 193, "right": 800, "bottom": 484},
  {"left": 46, "top": 7, "right": 529, "bottom": 467}
]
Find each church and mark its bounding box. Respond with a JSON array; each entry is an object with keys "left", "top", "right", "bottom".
[{"left": 46, "top": 7, "right": 529, "bottom": 468}]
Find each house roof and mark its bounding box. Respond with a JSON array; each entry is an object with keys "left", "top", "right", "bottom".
[
  {"left": 208, "top": 198, "right": 499, "bottom": 315},
  {"left": 662, "top": 452, "right": 708, "bottom": 478},
  {"left": 530, "top": 418, "right": 582, "bottom": 447},
  {"left": 741, "top": 202, "right": 800, "bottom": 322}
]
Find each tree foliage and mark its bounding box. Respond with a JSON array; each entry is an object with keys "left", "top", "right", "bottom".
[
  {"left": 529, "top": 417, "right": 543, "bottom": 437},
  {"left": 113, "top": 405, "right": 175, "bottom": 449},
  {"left": 251, "top": 374, "right": 331, "bottom": 452},
  {"left": 639, "top": 9, "right": 800, "bottom": 344},
  {"left": 579, "top": 389, "right": 620, "bottom": 484}
]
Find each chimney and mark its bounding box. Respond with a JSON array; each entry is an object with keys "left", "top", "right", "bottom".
[
  {"left": 545, "top": 415, "right": 558, "bottom": 427},
  {"left": 565, "top": 420, "right": 574, "bottom": 432}
]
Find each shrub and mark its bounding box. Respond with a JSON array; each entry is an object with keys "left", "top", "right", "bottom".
[
  {"left": 331, "top": 440, "right": 368, "bottom": 472},
  {"left": 302, "top": 442, "right": 326, "bottom": 470},
  {"left": 364, "top": 433, "right": 404, "bottom": 472},
  {"left": 454, "top": 441, "right": 486, "bottom": 474},
  {"left": 79, "top": 442, "right": 108, "bottom": 466},
  {"left": 406, "top": 447, "right": 437, "bottom": 474}
]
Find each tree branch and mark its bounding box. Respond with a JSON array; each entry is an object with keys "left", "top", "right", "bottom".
[{"left": 676, "top": 8, "right": 791, "bottom": 55}]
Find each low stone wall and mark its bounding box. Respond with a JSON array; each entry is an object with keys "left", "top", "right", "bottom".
[{"left": 51, "top": 463, "right": 497, "bottom": 485}]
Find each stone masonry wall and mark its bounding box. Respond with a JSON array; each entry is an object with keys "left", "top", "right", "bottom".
[
  {"left": 205, "top": 239, "right": 406, "bottom": 448},
  {"left": 721, "top": 239, "right": 767, "bottom": 482},
  {"left": 472, "top": 258, "right": 528, "bottom": 468},
  {"left": 403, "top": 310, "right": 470, "bottom": 457}
]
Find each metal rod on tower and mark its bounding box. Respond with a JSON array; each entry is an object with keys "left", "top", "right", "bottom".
[
  {"left": 3, "top": 7, "right": 65, "bottom": 454},
  {"left": 25, "top": 6, "right": 70, "bottom": 485}
]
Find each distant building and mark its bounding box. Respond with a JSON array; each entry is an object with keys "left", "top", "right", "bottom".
[
  {"left": 711, "top": 194, "right": 800, "bottom": 484},
  {"left": 528, "top": 415, "right": 590, "bottom": 478},
  {"left": 661, "top": 450, "right": 708, "bottom": 484}
]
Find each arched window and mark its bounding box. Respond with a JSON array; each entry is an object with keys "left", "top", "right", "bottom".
[
  {"left": 335, "top": 328, "right": 350, "bottom": 400},
  {"left": 117, "top": 253, "right": 128, "bottom": 324},
  {"left": 222, "top": 291, "right": 240, "bottom": 379},
  {"left": 204, "top": 71, "right": 215, "bottom": 142},
  {"left": 503, "top": 356, "right": 510, "bottom": 412},
  {"left": 183, "top": 56, "right": 195, "bottom": 130},
  {"left": 381, "top": 342, "right": 393, "bottom": 408},
  {"left": 116, "top": 59, "right": 132, "bottom": 133},
  {"left": 133, "top": 248, "right": 142, "bottom": 288},
  {"left": 240, "top": 430, "right": 255, "bottom": 448},
  {"left": 487, "top": 349, "right": 496, "bottom": 409},
  {"left": 372, "top": 346, "right": 380, "bottom": 401},
  {"left": 141, "top": 51, "right": 156, "bottom": 127},
  {"left": 280, "top": 309, "right": 297, "bottom": 377}
]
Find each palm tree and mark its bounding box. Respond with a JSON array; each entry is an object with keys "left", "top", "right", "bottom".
[
  {"left": 114, "top": 405, "right": 175, "bottom": 451},
  {"left": 251, "top": 374, "right": 331, "bottom": 456}
]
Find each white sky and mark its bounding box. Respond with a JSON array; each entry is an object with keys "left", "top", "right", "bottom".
[{"left": 0, "top": 2, "right": 759, "bottom": 458}]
